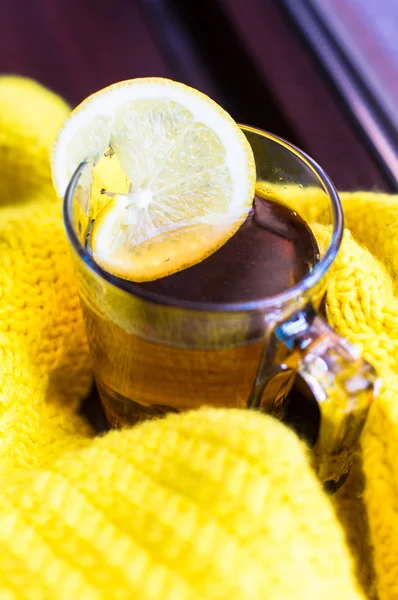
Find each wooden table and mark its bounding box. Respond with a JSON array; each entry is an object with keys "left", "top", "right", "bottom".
[{"left": 1, "top": 0, "right": 392, "bottom": 190}]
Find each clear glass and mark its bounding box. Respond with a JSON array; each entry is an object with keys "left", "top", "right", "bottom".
[{"left": 64, "top": 126, "right": 379, "bottom": 485}]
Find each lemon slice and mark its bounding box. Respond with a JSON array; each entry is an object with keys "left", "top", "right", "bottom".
[{"left": 52, "top": 78, "right": 256, "bottom": 281}]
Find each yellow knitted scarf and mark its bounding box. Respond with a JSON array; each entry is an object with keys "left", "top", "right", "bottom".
[{"left": 1, "top": 77, "right": 398, "bottom": 600}]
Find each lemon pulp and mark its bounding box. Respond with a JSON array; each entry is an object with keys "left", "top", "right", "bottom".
[{"left": 52, "top": 78, "right": 256, "bottom": 281}]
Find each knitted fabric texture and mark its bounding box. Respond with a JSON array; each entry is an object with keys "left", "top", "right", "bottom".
[{"left": 0, "top": 77, "right": 397, "bottom": 600}]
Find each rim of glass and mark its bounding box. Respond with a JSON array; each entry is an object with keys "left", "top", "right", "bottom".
[{"left": 64, "top": 124, "right": 343, "bottom": 313}]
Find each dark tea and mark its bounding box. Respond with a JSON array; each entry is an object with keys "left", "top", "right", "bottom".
[
  {"left": 138, "top": 194, "right": 318, "bottom": 303},
  {"left": 82, "top": 188, "right": 319, "bottom": 427}
]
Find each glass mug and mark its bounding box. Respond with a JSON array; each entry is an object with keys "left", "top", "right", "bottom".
[{"left": 64, "top": 126, "right": 379, "bottom": 485}]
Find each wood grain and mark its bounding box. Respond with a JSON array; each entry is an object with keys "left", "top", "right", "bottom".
[
  {"left": 0, "top": 0, "right": 172, "bottom": 105},
  {"left": 218, "top": 0, "right": 391, "bottom": 190}
]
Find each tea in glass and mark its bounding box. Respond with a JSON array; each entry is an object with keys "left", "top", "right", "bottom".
[
  {"left": 57, "top": 79, "right": 378, "bottom": 484},
  {"left": 82, "top": 185, "right": 319, "bottom": 426}
]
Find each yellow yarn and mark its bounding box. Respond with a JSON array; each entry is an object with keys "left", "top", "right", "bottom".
[
  {"left": 0, "top": 77, "right": 397, "bottom": 600},
  {"left": 0, "top": 77, "right": 69, "bottom": 205}
]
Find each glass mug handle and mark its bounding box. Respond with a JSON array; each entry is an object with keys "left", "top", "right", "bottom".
[{"left": 254, "top": 304, "right": 380, "bottom": 485}]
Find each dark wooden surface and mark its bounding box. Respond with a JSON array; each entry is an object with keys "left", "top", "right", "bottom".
[
  {"left": 218, "top": 0, "right": 391, "bottom": 191},
  {"left": 0, "top": 0, "right": 172, "bottom": 105},
  {"left": 0, "top": 0, "right": 392, "bottom": 191}
]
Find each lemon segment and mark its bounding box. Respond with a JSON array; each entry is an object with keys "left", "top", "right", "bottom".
[
  {"left": 52, "top": 78, "right": 256, "bottom": 281},
  {"left": 91, "top": 194, "right": 247, "bottom": 282},
  {"left": 90, "top": 152, "right": 129, "bottom": 220}
]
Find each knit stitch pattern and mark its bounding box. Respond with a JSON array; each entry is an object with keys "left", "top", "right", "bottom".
[{"left": 0, "top": 77, "right": 397, "bottom": 600}]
